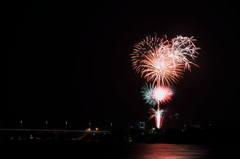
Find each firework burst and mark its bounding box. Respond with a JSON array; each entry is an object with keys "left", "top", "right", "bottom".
[
  {"left": 141, "top": 83, "right": 173, "bottom": 107},
  {"left": 141, "top": 53, "right": 184, "bottom": 86},
  {"left": 130, "top": 34, "right": 199, "bottom": 85}
]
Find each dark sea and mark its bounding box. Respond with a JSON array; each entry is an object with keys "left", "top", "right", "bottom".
[{"left": 2, "top": 141, "right": 240, "bottom": 158}]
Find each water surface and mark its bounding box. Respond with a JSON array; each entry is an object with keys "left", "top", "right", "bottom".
[{"left": 3, "top": 141, "right": 240, "bottom": 158}]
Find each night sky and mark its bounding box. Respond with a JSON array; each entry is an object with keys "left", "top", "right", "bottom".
[{"left": 3, "top": 0, "right": 240, "bottom": 129}]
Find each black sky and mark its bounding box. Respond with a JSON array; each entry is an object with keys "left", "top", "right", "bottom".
[{"left": 3, "top": 0, "right": 240, "bottom": 129}]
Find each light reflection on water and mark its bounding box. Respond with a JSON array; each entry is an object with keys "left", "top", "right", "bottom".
[
  {"left": 121, "top": 143, "right": 239, "bottom": 159},
  {"left": 8, "top": 141, "right": 239, "bottom": 158}
]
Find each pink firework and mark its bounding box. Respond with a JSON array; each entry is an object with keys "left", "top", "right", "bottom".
[{"left": 153, "top": 85, "right": 173, "bottom": 106}]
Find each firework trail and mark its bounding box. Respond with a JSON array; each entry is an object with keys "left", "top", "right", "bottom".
[
  {"left": 155, "top": 109, "right": 163, "bottom": 129},
  {"left": 148, "top": 107, "right": 169, "bottom": 129},
  {"left": 148, "top": 107, "right": 164, "bottom": 129}
]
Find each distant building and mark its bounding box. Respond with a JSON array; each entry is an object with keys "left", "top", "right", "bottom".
[
  {"left": 139, "top": 122, "right": 145, "bottom": 130},
  {"left": 126, "top": 120, "right": 146, "bottom": 130}
]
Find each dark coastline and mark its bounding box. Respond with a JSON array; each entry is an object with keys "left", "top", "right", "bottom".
[
  {"left": 1, "top": 127, "right": 239, "bottom": 146},
  {"left": 1, "top": 127, "right": 240, "bottom": 159}
]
